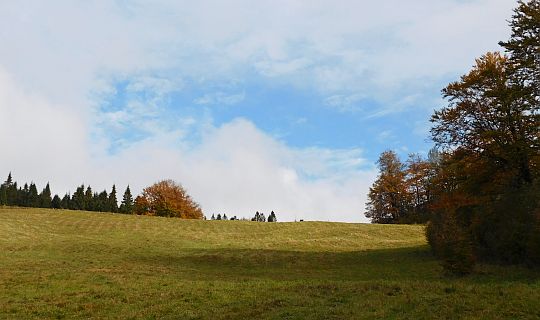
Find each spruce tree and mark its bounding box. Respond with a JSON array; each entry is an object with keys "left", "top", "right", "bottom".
[
  {"left": 6, "top": 182, "right": 17, "bottom": 206},
  {"left": 223, "top": 214, "right": 227, "bottom": 220},
  {"left": 4, "top": 172, "right": 13, "bottom": 186},
  {"left": 61, "top": 193, "right": 71, "bottom": 209},
  {"left": 19, "top": 183, "right": 29, "bottom": 207},
  {"left": 109, "top": 185, "right": 118, "bottom": 213},
  {"left": 85, "top": 186, "right": 94, "bottom": 211},
  {"left": 40, "top": 183, "right": 52, "bottom": 208},
  {"left": 216, "top": 213, "right": 222, "bottom": 220},
  {"left": 51, "top": 195, "right": 62, "bottom": 209},
  {"left": 3, "top": 173, "right": 15, "bottom": 206},
  {"left": 72, "top": 185, "right": 86, "bottom": 210},
  {"left": 0, "top": 185, "right": 6, "bottom": 205},
  {"left": 120, "top": 185, "right": 134, "bottom": 214},
  {"left": 268, "top": 211, "right": 277, "bottom": 222},
  {"left": 28, "top": 183, "right": 39, "bottom": 207},
  {"left": 211, "top": 214, "right": 215, "bottom": 220},
  {"left": 97, "top": 190, "right": 109, "bottom": 212}
]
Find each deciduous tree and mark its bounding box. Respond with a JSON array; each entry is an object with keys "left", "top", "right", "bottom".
[
  {"left": 365, "top": 150, "right": 409, "bottom": 223},
  {"left": 135, "top": 180, "right": 203, "bottom": 219}
]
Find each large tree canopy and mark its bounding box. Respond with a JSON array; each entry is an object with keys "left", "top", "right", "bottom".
[
  {"left": 135, "top": 180, "right": 204, "bottom": 219},
  {"left": 425, "top": 0, "right": 540, "bottom": 271}
]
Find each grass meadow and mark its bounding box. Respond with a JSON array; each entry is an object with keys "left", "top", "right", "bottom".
[{"left": 1, "top": 207, "right": 539, "bottom": 319}]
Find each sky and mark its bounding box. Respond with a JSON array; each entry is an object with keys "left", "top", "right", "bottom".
[{"left": 0, "top": 0, "right": 516, "bottom": 222}]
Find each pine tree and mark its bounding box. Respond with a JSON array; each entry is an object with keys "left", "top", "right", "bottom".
[
  {"left": 109, "top": 185, "right": 118, "bottom": 213},
  {"left": 120, "top": 185, "right": 134, "bottom": 214},
  {"left": 28, "top": 183, "right": 40, "bottom": 207},
  {"left": 216, "top": 214, "right": 222, "bottom": 220},
  {"left": 4, "top": 172, "right": 13, "bottom": 186},
  {"left": 85, "top": 186, "right": 94, "bottom": 211},
  {"left": 51, "top": 195, "right": 62, "bottom": 209},
  {"left": 268, "top": 211, "right": 277, "bottom": 222},
  {"left": 61, "top": 193, "right": 71, "bottom": 209},
  {"left": 3, "top": 173, "right": 15, "bottom": 206},
  {"left": 6, "top": 181, "right": 17, "bottom": 206},
  {"left": 72, "top": 185, "right": 85, "bottom": 210},
  {"left": 40, "top": 183, "right": 52, "bottom": 208},
  {"left": 19, "top": 183, "right": 29, "bottom": 207},
  {"left": 0, "top": 185, "right": 6, "bottom": 206}
]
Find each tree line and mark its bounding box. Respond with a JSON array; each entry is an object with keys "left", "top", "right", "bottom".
[
  {"left": 365, "top": 0, "right": 539, "bottom": 273},
  {"left": 0, "top": 173, "right": 134, "bottom": 214},
  {"left": 0, "top": 175, "right": 204, "bottom": 219},
  {"left": 209, "top": 211, "right": 278, "bottom": 222}
]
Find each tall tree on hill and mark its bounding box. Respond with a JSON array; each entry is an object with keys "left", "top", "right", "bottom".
[
  {"left": 109, "top": 185, "right": 118, "bottom": 213},
  {"left": 134, "top": 180, "right": 203, "bottom": 218},
  {"left": 61, "top": 193, "right": 71, "bottom": 209},
  {"left": 40, "top": 183, "right": 52, "bottom": 208},
  {"left": 85, "top": 186, "right": 94, "bottom": 211},
  {"left": 0, "top": 185, "right": 6, "bottom": 206},
  {"left": 93, "top": 190, "right": 108, "bottom": 212},
  {"left": 51, "top": 195, "right": 62, "bottom": 209},
  {"left": 365, "top": 150, "right": 409, "bottom": 223},
  {"left": 28, "top": 183, "right": 40, "bottom": 207},
  {"left": 499, "top": 0, "right": 540, "bottom": 117},
  {"left": 268, "top": 211, "right": 277, "bottom": 222},
  {"left": 427, "top": 1, "right": 540, "bottom": 270},
  {"left": 119, "top": 185, "right": 134, "bottom": 214},
  {"left": 72, "top": 185, "right": 86, "bottom": 210},
  {"left": 3, "top": 173, "right": 16, "bottom": 206},
  {"left": 5, "top": 172, "right": 12, "bottom": 186},
  {"left": 19, "top": 183, "right": 29, "bottom": 207},
  {"left": 404, "top": 154, "right": 433, "bottom": 223}
]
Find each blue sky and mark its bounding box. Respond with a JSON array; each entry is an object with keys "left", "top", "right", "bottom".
[{"left": 0, "top": 0, "right": 515, "bottom": 221}]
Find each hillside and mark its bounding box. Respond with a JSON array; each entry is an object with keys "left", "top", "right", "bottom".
[{"left": 1, "top": 207, "right": 539, "bottom": 319}]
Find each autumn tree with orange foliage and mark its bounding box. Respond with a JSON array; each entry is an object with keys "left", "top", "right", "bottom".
[
  {"left": 134, "top": 180, "right": 204, "bottom": 219},
  {"left": 426, "top": 0, "right": 540, "bottom": 272}
]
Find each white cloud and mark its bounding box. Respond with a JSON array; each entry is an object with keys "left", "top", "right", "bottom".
[
  {"left": 0, "top": 0, "right": 516, "bottom": 222},
  {"left": 194, "top": 92, "right": 245, "bottom": 106},
  {"left": 0, "top": 68, "right": 375, "bottom": 222},
  {"left": 0, "top": 1, "right": 514, "bottom": 109}
]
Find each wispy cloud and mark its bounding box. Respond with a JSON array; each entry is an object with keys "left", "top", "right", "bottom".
[{"left": 0, "top": 0, "right": 516, "bottom": 221}]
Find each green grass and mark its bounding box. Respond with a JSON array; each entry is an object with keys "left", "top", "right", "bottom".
[{"left": 1, "top": 207, "right": 539, "bottom": 319}]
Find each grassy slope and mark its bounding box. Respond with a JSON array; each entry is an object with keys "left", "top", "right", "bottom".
[{"left": 0, "top": 208, "right": 539, "bottom": 319}]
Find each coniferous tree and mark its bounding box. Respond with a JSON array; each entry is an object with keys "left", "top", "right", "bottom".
[
  {"left": 40, "top": 183, "right": 52, "bottom": 208},
  {"left": 51, "top": 195, "right": 62, "bottom": 209},
  {"left": 28, "top": 183, "right": 39, "bottom": 207},
  {"left": 5, "top": 172, "right": 12, "bottom": 186},
  {"left": 120, "top": 185, "right": 134, "bottom": 214},
  {"left": 19, "top": 183, "right": 30, "bottom": 207},
  {"left": 4, "top": 173, "right": 16, "bottom": 206},
  {"left": 0, "top": 184, "right": 6, "bottom": 205},
  {"left": 109, "top": 185, "right": 118, "bottom": 213},
  {"left": 72, "top": 185, "right": 86, "bottom": 210},
  {"left": 216, "top": 213, "right": 222, "bottom": 220},
  {"left": 268, "top": 211, "right": 277, "bottom": 222},
  {"left": 61, "top": 193, "right": 71, "bottom": 209},
  {"left": 223, "top": 214, "right": 227, "bottom": 220},
  {"left": 97, "top": 190, "right": 109, "bottom": 212},
  {"left": 211, "top": 214, "right": 215, "bottom": 220},
  {"left": 85, "top": 186, "right": 94, "bottom": 211}
]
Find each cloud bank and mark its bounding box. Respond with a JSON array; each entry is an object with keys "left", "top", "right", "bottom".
[{"left": 0, "top": 1, "right": 514, "bottom": 221}]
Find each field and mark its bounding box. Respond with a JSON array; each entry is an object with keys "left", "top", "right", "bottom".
[{"left": 1, "top": 208, "right": 539, "bottom": 319}]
